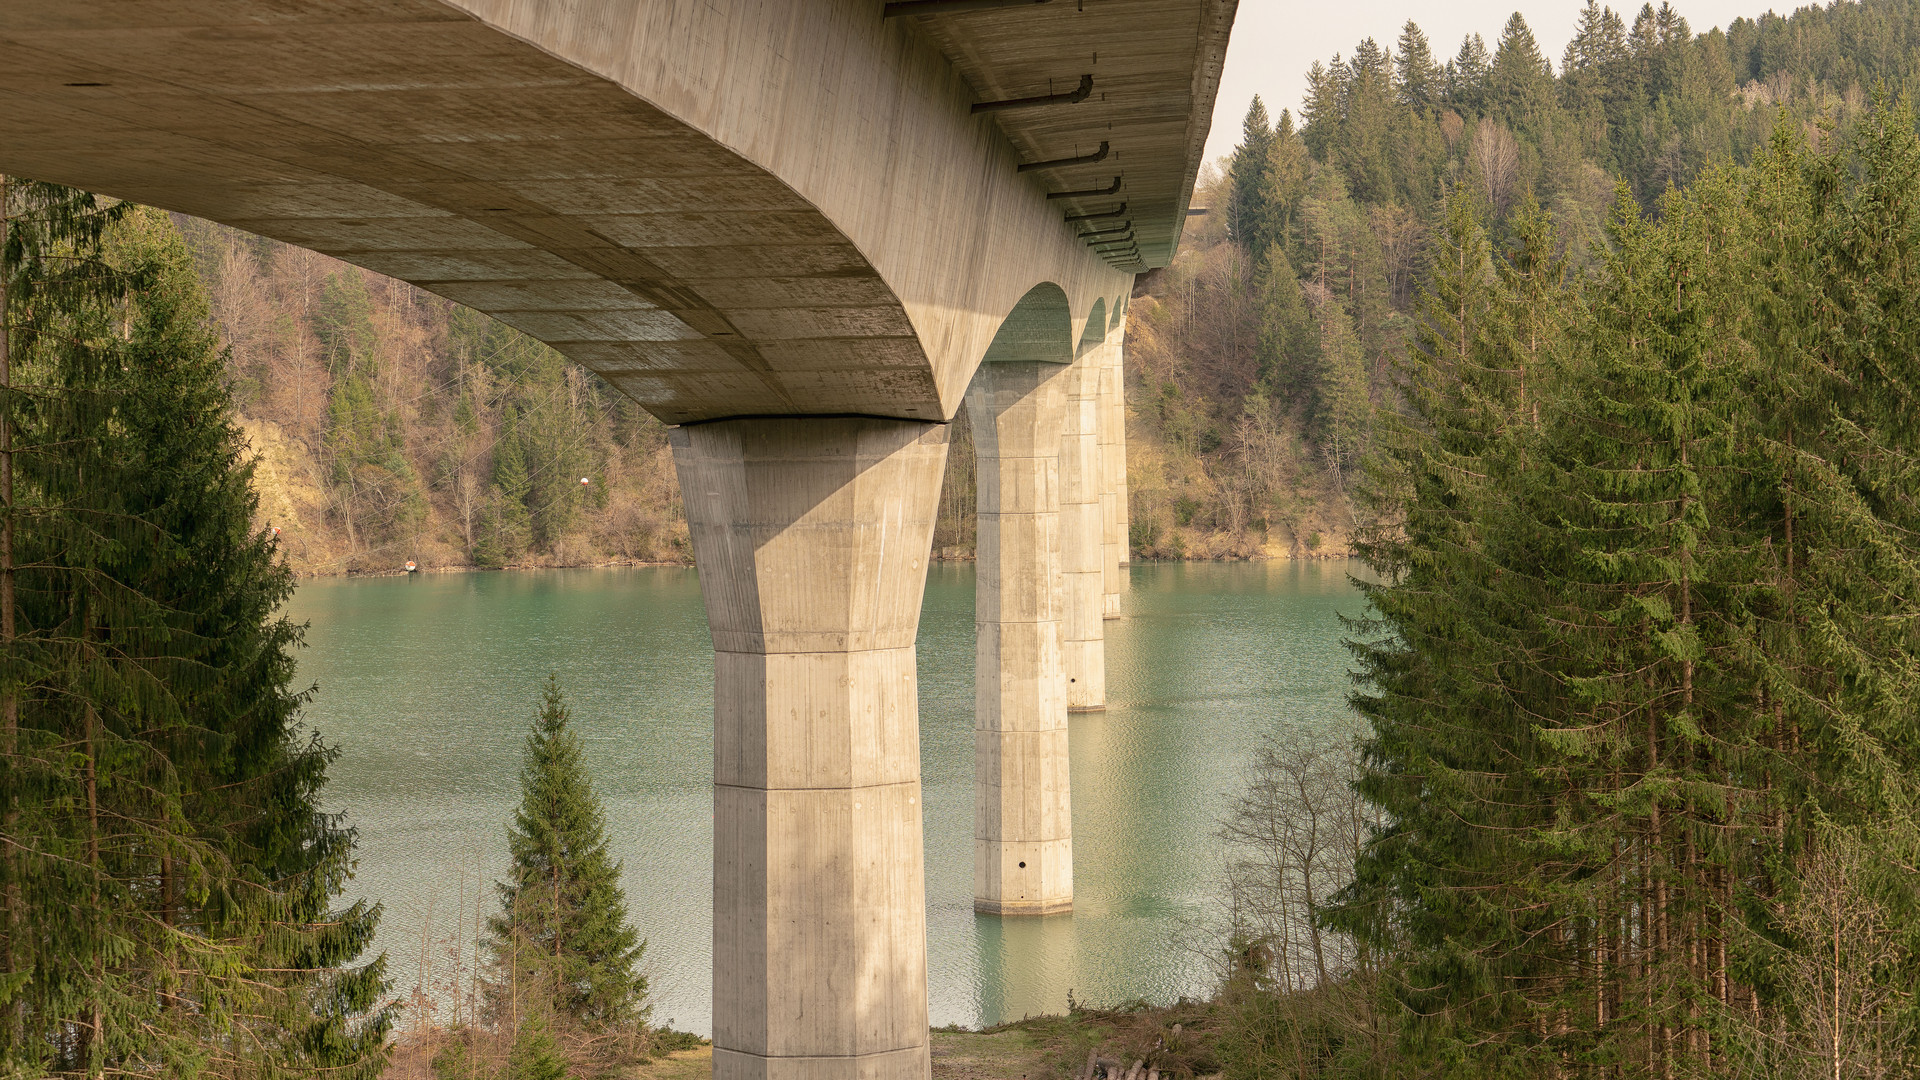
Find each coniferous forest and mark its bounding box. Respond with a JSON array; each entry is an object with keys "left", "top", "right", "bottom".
[
  {"left": 1132, "top": 0, "right": 1920, "bottom": 560},
  {"left": 1199, "top": 2, "right": 1920, "bottom": 1077},
  {"left": 0, "top": 186, "right": 389, "bottom": 1075}
]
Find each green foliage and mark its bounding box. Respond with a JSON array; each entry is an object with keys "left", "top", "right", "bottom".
[
  {"left": 1255, "top": 246, "right": 1317, "bottom": 397},
  {"left": 487, "top": 676, "right": 648, "bottom": 1034},
  {"left": 648, "top": 1026, "right": 708, "bottom": 1055},
  {"left": 1327, "top": 102, "right": 1920, "bottom": 1078},
  {"left": 505, "top": 1014, "right": 567, "bottom": 1080},
  {"left": 0, "top": 188, "right": 387, "bottom": 1075}
]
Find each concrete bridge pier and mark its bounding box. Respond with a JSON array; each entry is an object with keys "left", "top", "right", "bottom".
[
  {"left": 1062, "top": 336, "right": 1107, "bottom": 713},
  {"left": 673, "top": 417, "right": 947, "bottom": 1080},
  {"left": 1114, "top": 315, "right": 1133, "bottom": 575},
  {"left": 1099, "top": 320, "right": 1131, "bottom": 620},
  {"left": 968, "top": 358, "right": 1074, "bottom": 916}
]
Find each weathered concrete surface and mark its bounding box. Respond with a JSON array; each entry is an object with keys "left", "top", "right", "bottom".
[
  {"left": 0, "top": 0, "right": 1227, "bottom": 422},
  {"left": 1098, "top": 317, "right": 1130, "bottom": 619},
  {"left": 674, "top": 417, "right": 948, "bottom": 1080},
  {"left": 967, "top": 359, "right": 1072, "bottom": 917},
  {"left": 1062, "top": 311, "right": 1108, "bottom": 712},
  {"left": 1112, "top": 306, "right": 1133, "bottom": 571}
]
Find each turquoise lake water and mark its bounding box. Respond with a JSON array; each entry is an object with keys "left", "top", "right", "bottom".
[{"left": 284, "top": 560, "right": 1367, "bottom": 1033}]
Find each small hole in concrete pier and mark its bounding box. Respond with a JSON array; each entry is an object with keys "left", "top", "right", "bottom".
[{"left": 1018, "top": 861, "right": 1027, "bottom": 868}]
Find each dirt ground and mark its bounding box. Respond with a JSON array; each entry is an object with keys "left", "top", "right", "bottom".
[
  {"left": 635, "top": 1030, "right": 1060, "bottom": 1079},
  {"left": 634, "top": 1045, "right": 714, "bottom": 1079},
  {"left": 389, "top": 1001, "right": 1223, "bottom": 1079},
  {"left": 930, "top": 1028, "right": 1051, "bottom": 1079},
  {"left": 626, "top": 1001, "right": 1224, "bottom": 1080},
  {"left": 627, "top": 1035, "right": 1050, "bottom": 1080}
]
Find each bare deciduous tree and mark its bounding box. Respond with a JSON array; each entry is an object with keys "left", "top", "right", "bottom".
[
  {"left": 1220, "top": 738, "right": 1375, "bottom": 993},
  {"left": 1733, "top": 829, "right": 1918, "bottom": 1080},
  {"left": 1470, "top": 119, "right": 1520, "bottom": 216}
]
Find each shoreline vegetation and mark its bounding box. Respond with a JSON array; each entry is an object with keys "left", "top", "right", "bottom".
[
  {"left": 301, "top": 547, "right": 1360, "bottom": 580},
  {"left": 386, "top": 999, "right": 1233, "bottom": 1080},
  {"left": 388, "top": 1001, "right": 1243, "bottom": 1079}
]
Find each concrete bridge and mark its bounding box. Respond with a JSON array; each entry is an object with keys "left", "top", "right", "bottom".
[{"left": 0, "top": 1, "right": 1232, "bottom": 1074}]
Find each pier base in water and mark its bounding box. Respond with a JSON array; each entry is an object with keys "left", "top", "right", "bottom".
[{"left": 968, "top": 359, "right": 1074, "bottom": 917}]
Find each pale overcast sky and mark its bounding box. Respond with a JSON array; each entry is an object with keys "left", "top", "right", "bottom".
[{"left": 1202, "top": 0, "right": 1783, "bottom": 165}]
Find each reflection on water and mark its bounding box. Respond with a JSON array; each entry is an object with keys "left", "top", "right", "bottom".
[{"left": 288, "top": 559, "right": 1365, "bottom": 1034}]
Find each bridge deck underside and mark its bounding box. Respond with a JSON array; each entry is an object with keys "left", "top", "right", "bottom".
[{"left": 0, "top": 1, "right": 935, "bottom": 423}]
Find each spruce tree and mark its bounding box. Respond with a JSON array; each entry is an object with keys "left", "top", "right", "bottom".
[
  {"left": 506, "top": 1014, "right": 568, "bottom": 1080},
  {"left": 488, "top": 676, "right": 646, "bottom": 1038},
  {"left": 1254, "top": 246, "right": 1317, "bottom": 399},
  {"left": 1489, "top": 13, "right": 1556, "bottom": 134},
  {"left": 483, "top": 405, "right": 534, "bottom": 566},
  {"left": 1393, "top": 21, "right": 1440, "bottom": 113},
  {"left": 1337, "top": 40, "right": 1399, "bottom": 205},
  {"left": 1339, "top": 189, "right": 1572, "bottom": 1075},
  {"left": 110, "top": 208, "right": 391, "bottom": 1077},
  {"left": 1301, "top": 63, "right": 1342, "bottom": 160},
  {"left": 1228, "top": 97, "right": 1278, "bottom": 256},
  {"left": 1449, "top": 34, "right": 1493, "bottom": 114},
  {"left": 1740, "top": 103, "right": 1920, "bottom": 1073},
  {"left": 1309, "top": 290, "right": 1370, "bottom": 492},
  {"left": 0, "top": 190, "right": 388, "bottom": 1076}
]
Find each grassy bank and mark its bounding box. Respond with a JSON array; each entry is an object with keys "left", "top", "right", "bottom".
[{"left": 383, "top": 1000, "right": 1227, "bottom": 1080}]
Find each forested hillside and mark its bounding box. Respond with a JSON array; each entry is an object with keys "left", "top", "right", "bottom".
[
  {"left": 177, "top": 220, "right": 688, "bottom": 575},
  {"left": 1133, "top": 0, "right": 1920, "bottom": 560}
]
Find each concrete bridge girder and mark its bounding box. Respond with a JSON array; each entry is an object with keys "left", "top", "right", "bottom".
[
  {"left": 3, "top": 0, "right": 1141, "bottom": 424},
  {"left": 445, "top": 0, "right": 1143, "bottom": 421}
]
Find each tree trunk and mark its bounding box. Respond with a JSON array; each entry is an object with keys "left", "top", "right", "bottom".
[
  {"left": 84, "top": 703, "right": 102, "bottom": 1077},
  {"left": 0, "top": 172, "right": 17, "bottom": 1052}
]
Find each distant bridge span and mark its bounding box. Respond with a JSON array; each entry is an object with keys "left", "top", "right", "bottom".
[{"left": 0, "top": 1, "right": 1232, "bottom": 1075}]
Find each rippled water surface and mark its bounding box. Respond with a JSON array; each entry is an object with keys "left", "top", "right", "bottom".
[{"left": 287, "top": 560, "right": 1366, "bottom": 1033}]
